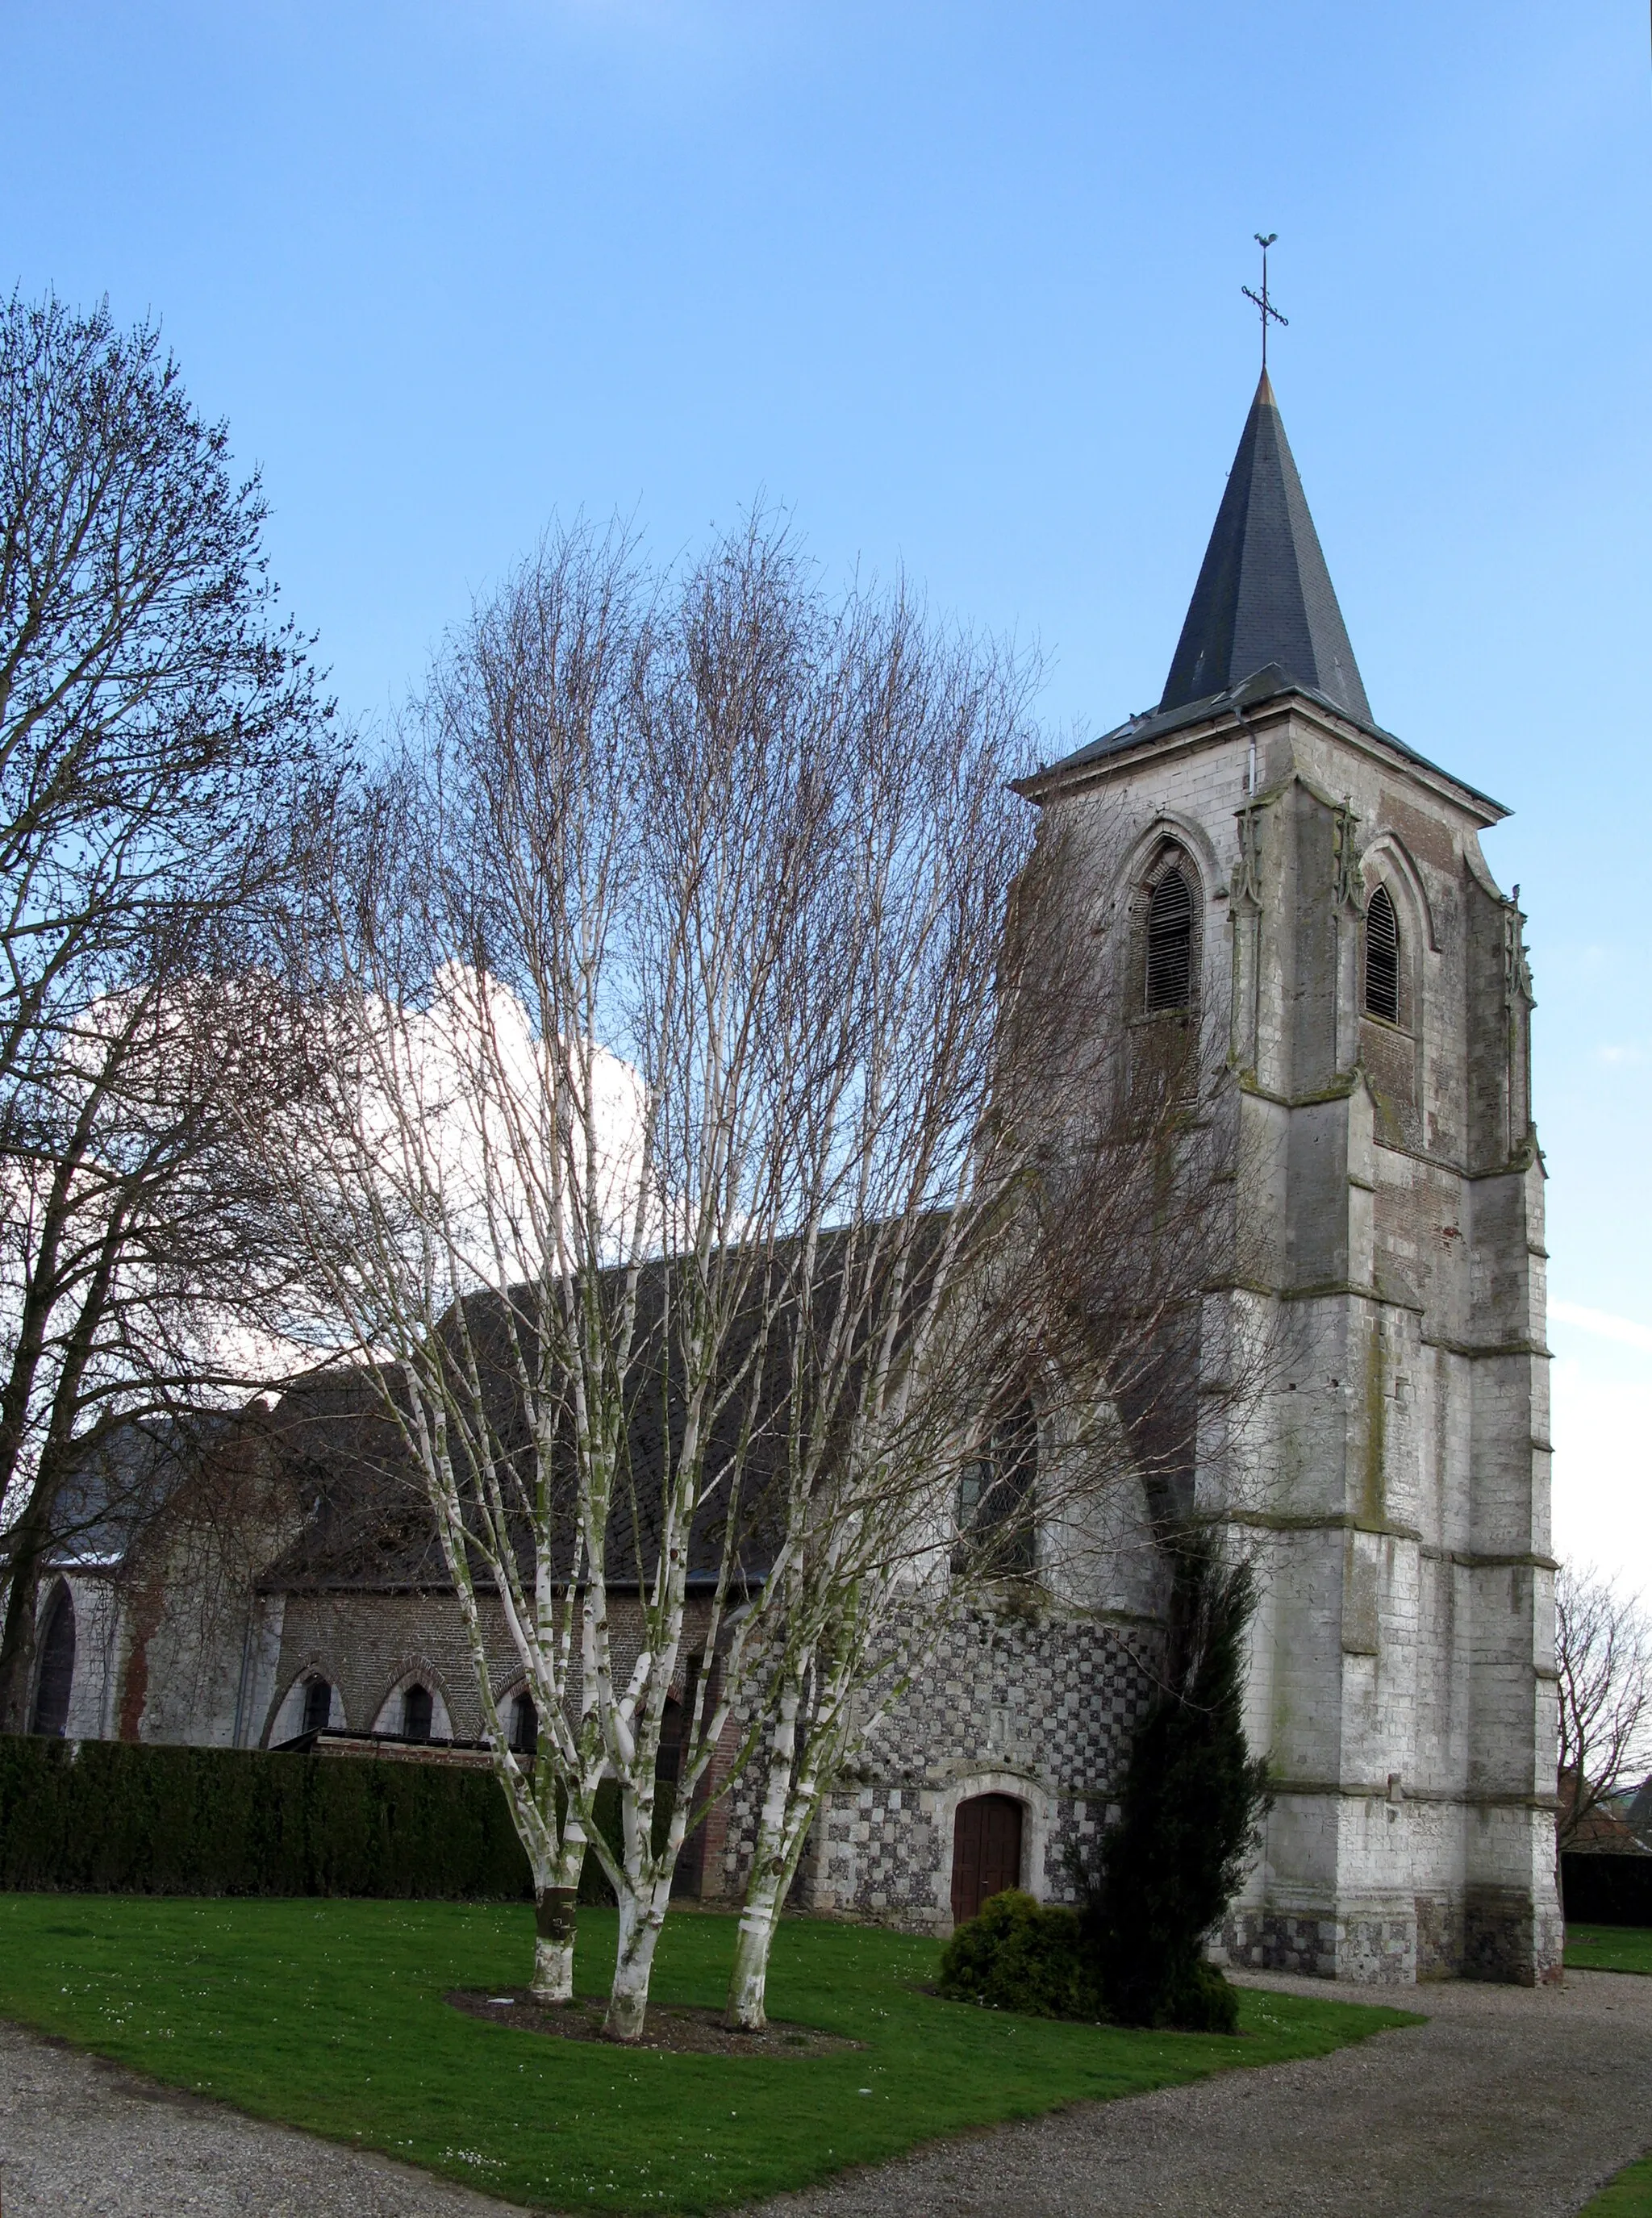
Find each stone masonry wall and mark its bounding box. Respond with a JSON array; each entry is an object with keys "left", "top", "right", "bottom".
[{"left": 705, "top": 1601, "right": 1160, "bottom": 1936}]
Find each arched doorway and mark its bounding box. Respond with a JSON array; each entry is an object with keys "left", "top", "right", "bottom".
[
  {"left": 950, "top": 1792, "right": 1024, "bottom": 1924},
  {"left": 31, "top": 1582, "right": 76, "bottom": 1737}
]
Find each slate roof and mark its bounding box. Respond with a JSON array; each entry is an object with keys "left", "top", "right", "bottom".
[
  {"left": 1022, "top": 372, "right": 1508, "bottom": 819},
  {"left": 256, "top": 1229, "right": 942, "bottom": 1598},
  {"left": 257, "top": 1365, "right": 448, "bottom": 1593},
  {"left": 253, "top": 1292, "right": 785, "bottom": 1599},
  {"left": 1159, "top": 369, "right": 1370, "bottom": 723},
  {"left": 43, "top": 1413, "right": 244, "bottom": 1571}
]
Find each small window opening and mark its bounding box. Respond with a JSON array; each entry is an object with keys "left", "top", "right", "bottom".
[
  {"left": 1145, "top": 866, "right": 1195, "bottom": 1011},
  {"left": 402, "top": 1683, "right": 433, "bottom": 1742},
  {"left": 1365, "top": 886, "right": 1400, "bottom": 1023},
  {"left": 957, "top": 1401, "right": 1037, "bottom": 1574},
  {"left": 302, "top": 1676, "right": 332, "bottom": 1736},
  {"left": 509, "top": 1692, "right": 538, "bottom": 1756}
]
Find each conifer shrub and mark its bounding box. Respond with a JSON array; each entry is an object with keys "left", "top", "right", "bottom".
[
  {"left": 1078, "top": 1527, "right": 1271, "bottom": 2033},
  {"left": 937, "top": 1888, "right": 1101, "bottom": 2018}
]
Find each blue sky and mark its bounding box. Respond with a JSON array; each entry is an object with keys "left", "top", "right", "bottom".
[{"left": 6, "top": 1, "right": 1650, "bottom": 1589}]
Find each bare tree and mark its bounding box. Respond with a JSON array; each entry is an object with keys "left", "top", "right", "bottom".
[
  {"left": 269, "top": 516, "right": 1080, "bottom": 2039},
  {"left": 273, "top": 510, "right": 1270, "bottom": 2047},
  {"left": 1556, "top": 1561, "right": 1652, "bottom": 1856},
  {"left": 0, "top": 291, "right": 340, "bottom": 1729}
]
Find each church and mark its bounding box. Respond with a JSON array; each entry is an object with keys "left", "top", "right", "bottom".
[{"left": 27, "top": 369, "right": 1562, "bottom": 1987}]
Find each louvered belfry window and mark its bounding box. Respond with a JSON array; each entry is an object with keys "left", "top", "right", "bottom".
[
  {"left": 1365, "top": 885, "right": 1400, "bottom": 1022},
  {"left": 1145, "top": 865, "right": 1195, "bottom": 1011}
]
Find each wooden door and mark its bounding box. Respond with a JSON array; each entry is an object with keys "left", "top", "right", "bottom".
[{"left": 950, "top": 1793, "right": 1024, "bottom": 1924}]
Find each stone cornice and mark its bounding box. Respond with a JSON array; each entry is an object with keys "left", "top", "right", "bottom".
[
  {"left": 1226, "top": 1509, "right": 1424, "bottom": 1542},
  {"left": 1020, "top": 692, "right": 1508, "bottom": 829},
  {"left": 1267, "top": 1778, "right": 1559, "bottom": 1811},
  {"left": 1420, "top": 1334, "right": 1550, "bottom": 1361},
  {"left": 1418, "top": 1545, "right": 1560, "bottom": 1573}
]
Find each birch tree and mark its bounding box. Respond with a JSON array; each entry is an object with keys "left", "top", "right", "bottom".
[
  {"left": 718, "top": 824, "right": 1259, "bottom": 2030},
  {"left": 270, "top": 515, "right": 1062, "bottom": 2038}
]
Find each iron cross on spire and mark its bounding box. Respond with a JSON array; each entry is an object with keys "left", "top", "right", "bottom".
[{"left": 1241, "top": 231, "right": 1288, "bottom": 373}]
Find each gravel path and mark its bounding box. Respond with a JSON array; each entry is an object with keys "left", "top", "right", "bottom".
[
  {"left": 2, "top": 1970, "right": 1650, "bottom": 2217},
  {"left": 747, "top": 1969, "right": 1652, "bottom": 2218}
]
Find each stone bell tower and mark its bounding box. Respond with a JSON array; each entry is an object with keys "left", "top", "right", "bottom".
[{"left": 1023, "top": 371, "right": 1561, "bottom": 1984}]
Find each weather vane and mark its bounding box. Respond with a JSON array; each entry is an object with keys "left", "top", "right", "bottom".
[{"left": 1241, "top": 231, "right": 1287, "bottom": 373}]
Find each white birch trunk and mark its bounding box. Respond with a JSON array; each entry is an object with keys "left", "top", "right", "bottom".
[
  {"left": 268, "top": 530, "right": 1099, "bottom": 2062},
  {"left": 603, "top": 1874, "right": 673, "bottom": 2041},
  {"left": 530, "top": 1825, "right": 588, "bottom": 2002},
  {"left": 727, "top": 1870, "right": 786, "bottom": 2033},
  {"left": 725, "top": 1685, "right": 802, "bottom": 2031}
]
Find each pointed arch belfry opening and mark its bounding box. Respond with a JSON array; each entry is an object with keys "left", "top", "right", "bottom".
[
  {"left": 1145, "top": 865, "right": 1195, "bottom": 1012},
  {"left": 1364, "top": 884, "right": 1400, "bottom": 1023},
  {"left": 31, "top": 1581, "right": 76, "bottom": 1737}
]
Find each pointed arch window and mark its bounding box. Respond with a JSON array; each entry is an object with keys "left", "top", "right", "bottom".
[
  {"left": 956, "top": 1400, "right": 1038, "bottom": 1574},
  {"left": 301, "top": 1675, "right": 333, "bottom": 1736},
  {"left": 401, "top": 1683, "right": 433, "bottom": 1742},
  {"left": 1145, "top": 866, "right": 1195, "bottom": 1012},
  {"left": 509, "top": 1691, "right": 538, "bottom": 1756},
  {"left": 1365, "top": 886, "right": 1400, "bottom": 1023},
  {"left": 31, "top": 1582, "right": 75, "bottom": 1737}
]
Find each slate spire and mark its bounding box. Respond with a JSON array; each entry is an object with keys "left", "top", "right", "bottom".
[{"left": 1158, "top": 370, "right": 1371, "bottom": 725}]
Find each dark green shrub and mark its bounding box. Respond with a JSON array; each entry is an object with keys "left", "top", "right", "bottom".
[
  {"left": 1158, "top": 1957, "right": 1241, "bottom": 2034},
  {"left": 1079, "top": 1528, "right": 1270, "bottom": 2032},
  {"left": 937, "top": 1888, "right": 1101, "bottom": 2019}
]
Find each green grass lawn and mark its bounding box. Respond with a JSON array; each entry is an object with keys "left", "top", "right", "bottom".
[
  {"left": 0, "top": 1895, "right": 1418, "bottom": 2214},
  {"left": 1565, "top": 1924, "right": 1652, "bottom": 1976}
]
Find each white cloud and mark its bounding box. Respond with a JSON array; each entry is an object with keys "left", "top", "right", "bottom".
[
  {"left": 1550, "top": 1300, "right": 1652, "bottom": 1355},
  {"left": 1550, "top": 1355, "right": 1652, "bottom": 1614}
]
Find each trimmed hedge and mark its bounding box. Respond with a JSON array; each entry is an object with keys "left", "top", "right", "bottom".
[
  {"left": 1563, "top": 1852, "right": 1652, "bottom": 1929},
  {"left": 0, "top": 1733, "right": 532, "bottom": 1899}
]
